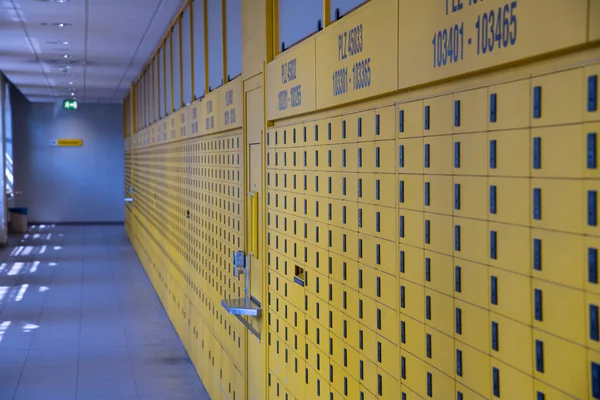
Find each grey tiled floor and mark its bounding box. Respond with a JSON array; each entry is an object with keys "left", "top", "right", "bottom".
[{"left": 0, "top": 225, "right": 210, "bottom": 400}]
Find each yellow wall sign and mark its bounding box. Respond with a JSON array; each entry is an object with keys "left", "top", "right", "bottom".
[
  {"left": 55, "top": 139, "right": 83, "bottom": 147},
  {"left": 266, "top": 37, "right": 316, "bottom": 121},
  {"left": 398, "top": 0, "right": 588, "bottom": 89},
  {"left": 219, "top": 77, "right": 242, "bottom": 130},
  {"left": 315, "top": 0, "right": 398, "bottom": 109}
]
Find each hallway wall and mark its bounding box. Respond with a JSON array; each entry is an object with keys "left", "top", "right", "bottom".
[{"left": 14, "top": 102, "right": 124, "bottom": 223}]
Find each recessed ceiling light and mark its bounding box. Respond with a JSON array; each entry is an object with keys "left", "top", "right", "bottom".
[
  {"left": 69, "top": 81, "right": 73, "bottom": 85},
  {"left": 37, "top": 0, "right": 70, "bottom": 2},
  {"left": 63, "top": 54, "right": 69, "bottom": 58},
  {"left": 61, "top": 41, "right": 71, "bottom": 45},
  {"left": 52, "top": 23, "right": 71, "bottom": 27},
  {"left": 70, "top": 92, "right": 75, "bottom": 96}
]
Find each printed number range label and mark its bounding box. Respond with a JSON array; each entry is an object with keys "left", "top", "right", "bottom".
[
  {"left": 205, "top": 100, "right": 215, "bottom": 130},
  {"left": 278, "top": 58, "right": 302, "bottom": 111},
  {"left": 332, "top": 24, "right": 371, "bottom": 97},
  {"left": 224, "top": 89, "right": 237, "bottom": 126},
  {"left": 433, "top": 0, "right": 518, "bottom": 69}
]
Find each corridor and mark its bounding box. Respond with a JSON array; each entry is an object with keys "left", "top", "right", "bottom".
[{"left": 0, "top": 225, "right": 209, "bottom": 400}]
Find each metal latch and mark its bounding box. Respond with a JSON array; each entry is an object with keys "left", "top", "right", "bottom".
[{"left": 233, "top": 251, "right": 246, "bottom": 277}]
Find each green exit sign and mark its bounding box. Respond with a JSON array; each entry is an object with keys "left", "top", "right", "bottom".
[{"left": 63, "top": 100, "right": 78, "bottom": 110}]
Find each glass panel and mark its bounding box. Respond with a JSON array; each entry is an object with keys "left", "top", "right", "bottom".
[
  {"left": 136, "top": 85, "right": 139, "bottom": 129},
  {"left": 149, "top": 70, "right": 154, "bottom": 123},
  {"left": 182, "top": 7, "right": 193, "bottom": 105},
  {"left": 226, "top": 0, "right": 241, "bottom": 79},
  {"left": 142, "top": 74, "right": 145, "bottom": 127},
  {"left": 193, "top": 0, "right": 206, "bottom": 98},
  {"left": 166, "top": 36, "right": 172, "bottom": 114},
  {"left": 146, "top": 72, "right": 151, "bottom": 125},
  {"left": 154, "top": 56, "right": 160, "bottom": 121},
  {"left": 4, "top": 84, "right": 11, "bottom": 194},
  {"left": 172, "top": 21, "right": 182, "bottom": 110},
  {"left": 330, "top": 0, "right": 367, "bottom": 22},
  {"left": 207, "top": 0, "right": 223, "bottom": 90},
  {"left": 160, "top": 46, "right": 165, "bottom": 118},
  {"left": 279, "top": 0, "right": 321, "bottom": 51}
]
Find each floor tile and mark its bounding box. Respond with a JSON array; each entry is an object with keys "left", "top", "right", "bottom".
[{"left": 0, "top": 225, "right": 207, "bottom": 400}]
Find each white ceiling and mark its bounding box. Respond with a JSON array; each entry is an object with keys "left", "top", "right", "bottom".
[{"left": 0, "top": 0, "right": 184, "bottom": 103}]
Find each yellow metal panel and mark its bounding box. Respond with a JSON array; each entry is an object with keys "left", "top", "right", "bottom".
[
  {"left": 531, "top": 68, "right": 585, "bottom": 127},
  {"left": 399, "top": 174, "right": 425, "bottom": 212},
  {"left": 489, "top": 312, "right": 533, "bottom": 375},
  {"left": 424, "top": 175, "right": 454, "bottom": 216},
  {"left": 426, "top": 327, "right": 455, "bottom": 377},
  {"left": 399, "top": 244, "right": 425, "bottom": 286},
  {"left": 315, "top": 0, "right": 398, "bottom": 109},
  {"left": 357, "top": 356, "right": 379, "bottom": 396},
  {"left": 585, "top": 64, "right": 600, "bottom": 122},
  {"left": 532, "top": 229, "right": 585, "bottom": 290},
  {"left": 453, "top": 176, "right": 488, "bottom": 221},
  {"left": 400, "top": 351, "right": 428, "bottom": 399},
  {"left": 587, "top": 291, "right": 600, "bottom": 352},
  {"left": 453, "top": 132, "right": 488, "bottom": 176},
  {"left": 359, "top": 234, "right": 396, "bottom": 276},
  {"left": 398, "top": 138, "right": 424, "bottom": 174},
  {"left": 266, "top": 38, "right": 316, "bottom": 120},
  {"left": 532, "top": 330, "right": 589, "bottom": 399},
  {"left": 585, "top": 180, "right": 600, "bottom": 236},
  {"left": 398, "top": 0, "right": 588, "bottom": 89},
  {"left": 375, "top": 105, "right": 396, "bottom": 141},
  {"left": 455, "top": 299, "right": 490, "bottom": 354},
  {"left": 425, "top": 289, "right": 455, "bottom": 337},
  {"left": 454, "top": 260, "right": 489, "bottom": 309},
  {"left": 326, "top": 117, "right": 344, "bottom": 144},
  {"left": 424, "top": 135, "right": 453, "bottom": 175},
  {"left": 591, "top": 1, "right": 600, "bottom": 41},
  {"left": 586, "top": 236, "right": 600, "bottom": 295},
  {"left": 488, "top": 177, "right": 529, "bottom": 226},
  {"left": 424, "top": 250, "right": 454, "bottom": 297},
  {"left": 488, "top": 129, "right": 530, "bottom": 177},
  {"left": 359, "top": 173, "right": 396, "bottom": 208},
  {"left": 490, "top": 360, "right": 534, "bottom": 400},
  {"left": 400, "top": 210, "right": 426, "bottom": 250},
  {"left": 398, "top": 100, "right": 424, "bottom": 138},
  {"left": 488, "top": 79, "right": 530, "bottom": 131},
  {"left": 427, "top": 365, "right": 455, "bottom": 399},
  {"left": 358, "top": 204, "right": 395, "bottom": 241},
  {"left": 532, "top": 279, "right": 586, "bottom": 345},
  {"left": 489, "top": 266, "right": 531, "bottom": 326},
  {"left": 586, "top": 123, "right": 600, "bottom": 179},
  {"left": 456, "top": 382, "right": 487, "bottom": 400},
  {"left": 531, "top": 125, "right": 586, "bottom": 178},
  {"left": 423, "top": 213, "right": 453, "bottom": 256},
  {"left": 534, "top": 379, "right": 574, "bottom": 400},
  {"left": 378, "top": 368, "right": 400, "bottom": 399},
  {"left": 531, "top": 179, "right": 584, "bottom": 235},
  {"left": 456, "top": 344, "right": 491, "bottom": 398},
  {"left": 453, "top": 88, "right": 487, "bottom": 134},
  {"left": 454, "top": 218, "right": 488, "bottom": 265},
  {"left": 400, "top": 279, "right": 425, "bottom": 323},
  {"left": 401, "top": 316, "right": 426, "bottom": 360},
  {"left": 488, "top": 222, "right": 532, "bottom": 275},
  {"left": 355, "top": 110, "right": 376, "bottom": 142},
  {"left": 423, "top": 94, "right": 453, "bottom": 136}
]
